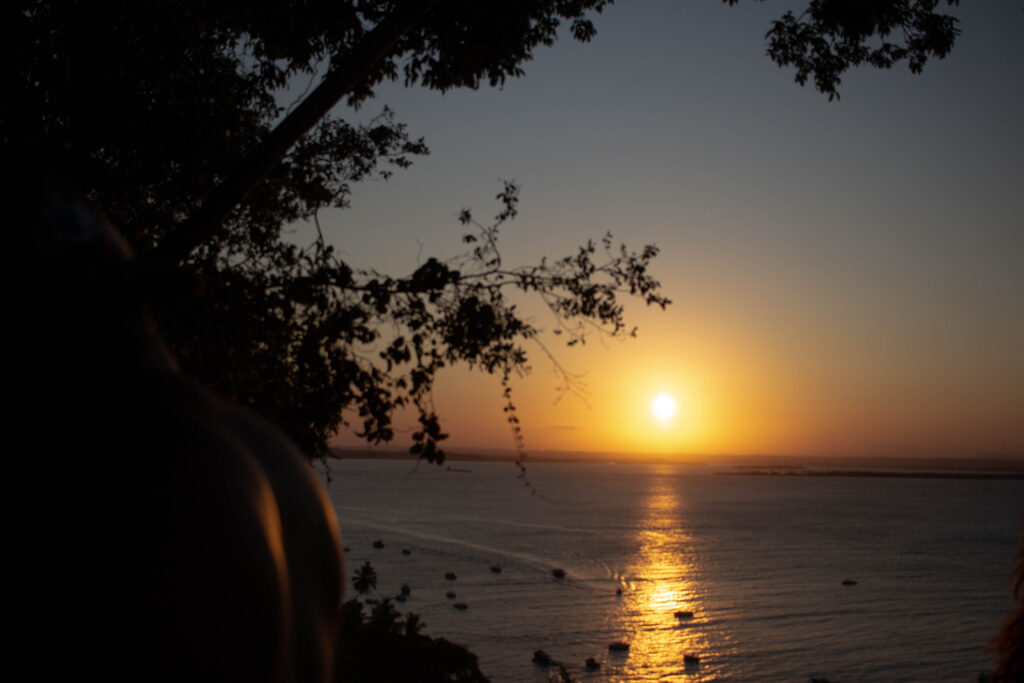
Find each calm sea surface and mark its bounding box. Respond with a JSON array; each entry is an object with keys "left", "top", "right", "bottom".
[{"left": 324, "top": 460, "right": 1022, "bottom": 682}]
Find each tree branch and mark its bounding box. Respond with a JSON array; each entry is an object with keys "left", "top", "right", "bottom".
[{"left": 150, "top": 0, "right": 439, "bottom": 267}]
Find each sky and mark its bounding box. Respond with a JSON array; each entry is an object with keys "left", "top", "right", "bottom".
[{"left": 325, "top": 1, "right": 1023, "bottom": 460}]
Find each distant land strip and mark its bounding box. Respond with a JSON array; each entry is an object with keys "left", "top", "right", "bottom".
[
  {"left": 329, "top": 448, "right": 1024, "bottom": 472},
  {"left": 720, "top": 469, "right": 1024, "bottom": 480}
]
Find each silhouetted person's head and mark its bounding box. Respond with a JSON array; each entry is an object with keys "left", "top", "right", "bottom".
[{"left": 17, "top": 183, "right": 342, "bottom": 683}]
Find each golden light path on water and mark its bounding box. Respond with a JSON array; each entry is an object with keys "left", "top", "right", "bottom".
[{"left": 606, "top": 469, "right": 723, "bottom": 680}]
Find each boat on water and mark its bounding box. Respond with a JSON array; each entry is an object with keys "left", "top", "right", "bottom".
[
  {"left": 608, "top": 642, "right": 630, "bottom": 652},
  {"left": 552, "top": 568, "right": 566, "bottom": 579}
]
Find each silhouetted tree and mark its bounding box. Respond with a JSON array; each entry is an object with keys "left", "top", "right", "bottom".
[
  {"left": 336, "top": 597, "right": 488, "bottom": 682},
  {"left": 730, "top": 0, "right": 962, "bottom": 100},
  {"left": 336, "top": 566, "right": 486, "bottom": 681},
  {"left": 352, "top": 561, "right": 378, "bottom": 597},
  {"left": 368, "top": 598, "right": 402, "bottom": 633},
  {"left": 4, "top": 1, "right": 963, "bottom": 460},
  {"left": 404, "top": 612, "right": 426, "bottom": 637}
]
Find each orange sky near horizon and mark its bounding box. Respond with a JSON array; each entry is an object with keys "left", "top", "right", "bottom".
[{"left": 334, "top": 292, "right": 1023, "bottom": 460}]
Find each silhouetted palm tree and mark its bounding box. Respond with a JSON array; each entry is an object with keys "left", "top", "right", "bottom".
[{"left": 352, "top": 561, "right": 377, "bottom": 597}]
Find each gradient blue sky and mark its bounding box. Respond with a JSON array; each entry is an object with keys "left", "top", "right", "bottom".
[{"left": 326, "top": 1, "right": 1023, "bottom": 459}]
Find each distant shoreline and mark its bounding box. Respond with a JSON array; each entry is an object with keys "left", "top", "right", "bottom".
[
  {"left": 718, "top": 469, "right": 1024, "bottom": 480},
  {"left": 328, "top": 447, "right": 1024, "bottom": 473}
]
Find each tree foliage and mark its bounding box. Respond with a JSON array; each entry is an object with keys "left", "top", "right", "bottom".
[
  {"left": 337, "top": 596, "right": 488, "bottom": 682},
  {"left": 739, "top": 0, "right": 962, "bottom": 100},
  {"left": 352, "top": 561, "right": 379, "bottom": 597},
  {"left": 4, "top": 1, "right": 962, "bottom": 461}
]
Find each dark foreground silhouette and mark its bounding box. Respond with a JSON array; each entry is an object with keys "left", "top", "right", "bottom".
[
  {"left": 990, "top": 530, "right": 1024, "bottom": 682},
  {"left": 335, "top": 595, "right": 488, "bottom": 682},
  {"left": 23, "top": 187, "right": 342, "bottom": 682}
]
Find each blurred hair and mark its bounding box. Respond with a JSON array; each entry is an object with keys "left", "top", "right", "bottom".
[{"left": 991, "top": 525, "right": 1023, "bottom": 682}]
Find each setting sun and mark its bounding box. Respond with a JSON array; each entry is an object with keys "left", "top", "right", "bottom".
[{"left": 651, "top": 392, "right": 677, "bottom": 424}]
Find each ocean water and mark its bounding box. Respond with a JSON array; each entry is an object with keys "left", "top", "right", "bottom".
[{"left": 324, "top": 460, "right": 1022, "bottom": 682}]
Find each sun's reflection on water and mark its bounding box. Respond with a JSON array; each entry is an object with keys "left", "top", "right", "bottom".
[{"left": 604, "top": 471, "right": 716, "bottom": 680}]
